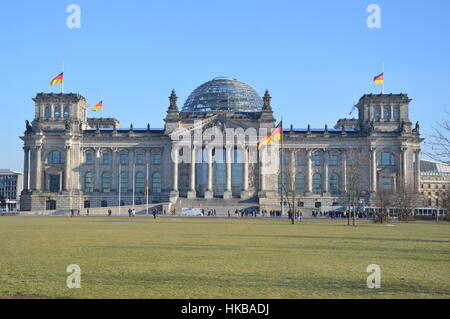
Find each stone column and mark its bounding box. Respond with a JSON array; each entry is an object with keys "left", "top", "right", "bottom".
[
  {"left": 205, "top": 147, "right": 213, "bottom": 199},
  {"left": 342, "top": 151, "right": 347, "bottom": 193},
  {"left": 290, "top": 149, "right": 296, "bottom": 192},
  {"left": 23, "top": 147, "right": 30, "bottom": 190},
  {"left": 187, "top": 145, "right": 197, "bottom": 199},
  {"left": 370, "top": 147, "right": 377, "bottom": 193},
  {"left": 35, "top": 145, "right": 42, "bottom": 191},
  {"left": 128, "top": 149, "right": 134, "bottom": 192},
  {"left": 241, "top": 146, "right": 250, "bottom": 199},
  {"left": 64, "top": 145, "right": 71, "bottom": 191},
  {"left": 415, "top": 150, "right": 421, "bottom": 192},
  {"left": 112, "top": 149, "right": 119, "bottom": 192},
  {"left": 259, "top": 149, "right": 265, "bottom": 193},
  {"left": 172, "top": 146, "right": 179, "bottom": 192},
  {"left": 323, "top": 150, "right": 329, "bottom": 194},
  {"left": 224, "top": 146, "right": 232, "bottom": 199},
  {"left": 94, "top": 148, "right": 101, "bottom": 191},
  {"left": 243, "top": 146, "right": 249, "bottom": 191},
  {"left": 400, "top": 147, "right": 408, "bottom": 191},
  {"left": 306, "top": 149, "right": 312, "bottom": 194}
]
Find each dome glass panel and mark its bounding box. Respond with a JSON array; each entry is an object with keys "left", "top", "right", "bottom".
[{"left": 182, "top": 77, "right": 263, "bottom": 113}]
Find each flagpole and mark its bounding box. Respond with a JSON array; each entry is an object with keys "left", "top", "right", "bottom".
[
  {"left": 146, "top": 163, "right": 149, "bottom": 215},
  {"left": 118, "top": 163, "right": 121, "bottom": 216},
  {"left": 101, "top": 95, "right": 104, "bottom": 118},
  {"left": 61, "top": 62, "right": 64, "bottom": 94},
  {"left": 382, "top": 61, "right": 385, "bottom": 94},
  {"left": 132, "top": 163, "right": 135, "bottom": 210},
  {"left": 280, "top": 117, "right": 284, "bottom": 217}
]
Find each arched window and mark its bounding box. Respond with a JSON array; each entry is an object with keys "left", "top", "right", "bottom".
[
  {"left": 47, "top": 151, "right": 63, "bottom": 164},
  {"left": 377, "top": 152, "right": 395, "bottom": 166},
  {"left": 63, "top": 104, "right": 70, "bottom": 118},
  {"left": 329, "top": 173, "right": 340, "bottom": 194},
  {"left": 312, "top": 173, "right": 322, "bottom": 194},
  {"left": 120, "top": 172, "right": 128, "bottom": 193},
  {"left": 278, "top": 172, "right": 288, "bottom": 195},
  {"left": 295, "top": 173, "right": 305, "bottom": 194},
  {"left": 152, "top": 172, "right": 162, "bottom": 193},
  {"left": 84, "top": 172, "right": 94, "bottom": 193},
  {"left": 45, "top": 105, "right": 51, "bottom": 119},
  {"left": 102, "top": 172, "right": 111, "bottom": 192},
  {"left": 54, "top": 106, "right": 61, "bottom": 119},
  {"left": 135, "top": 172, "right": 145, "bottom": 194}
]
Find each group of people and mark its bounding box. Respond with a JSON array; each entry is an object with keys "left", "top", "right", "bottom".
[
  {"left": 311, "top": 210, "right": 374, "bottom": 219},
  {"left": 70, "top": 209, "right": 80, "bottom": 217},
  {"left": 204, "top": 209, "right": 217, "bottom": 216},
  {"left": 127, "top": 208, "right": 136, "bottom": 217}
]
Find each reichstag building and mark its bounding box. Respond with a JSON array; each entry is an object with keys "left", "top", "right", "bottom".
[{"left": 20, "top": 77, "right": 423, "bottom": 213}]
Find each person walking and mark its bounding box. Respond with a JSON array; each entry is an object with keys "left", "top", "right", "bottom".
[
  {"left": 128, "top": 208, "right": 132, "bottom": 218},
  {"left": 108, "top": 208, "right": 112, "bottom": 217},
  {"left": 86, "top": 208, "right": 89, "bottom": 217},
  {"left": 132, "top": 208, "right": 136, "bottom": 217},
  {"left": 152, "top": 210, "right": 157, "bottom": 219}
]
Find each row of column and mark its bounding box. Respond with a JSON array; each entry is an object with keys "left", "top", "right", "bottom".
[
  {"left": 271, "top": 149, "right": 349, "bottom": 194},
  {"left": 172, "top": 145, "right": 249, "bottom": 198},
  {"left": 24, "top": 144, "right": 72, "bottom": 192}
]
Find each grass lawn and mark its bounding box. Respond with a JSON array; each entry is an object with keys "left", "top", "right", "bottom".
[{"left": 0, "top": 216, "right": 449, "bottom": 299}]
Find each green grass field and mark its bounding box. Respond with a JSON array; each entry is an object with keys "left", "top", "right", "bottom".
[{"left": 0, "top": 216, "right": 449, "bottom": 299}]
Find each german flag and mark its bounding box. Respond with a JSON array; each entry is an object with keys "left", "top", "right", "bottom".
[
  {"left": 48, "top": 72, "right": 64, "bottom": 87},
  {"left": 373, "top": 72, "right": 384, "bottom": 84},
  {"left": 92, "top": 101, "right": 103, "bottom": 111},
  {"left": 257, "top": 121, "right": 283, "bottom": 150},
  {"left": 143, "top": 185, "right": 148, "bottom": 198}
]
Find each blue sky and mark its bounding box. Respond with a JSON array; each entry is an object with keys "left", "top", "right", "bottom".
[{"left": 1, "top": 0, "right": 449, "bottom": 170}]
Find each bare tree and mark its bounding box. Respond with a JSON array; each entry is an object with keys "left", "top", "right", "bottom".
[
  {"left": 441, "top": 189, "right": 450, "bottom": 221},
  {"left": 373, "top": 189, "right": 394, "bottom": 224},
  {"left": 280, "top": 171, "right": 297, "bottom": 225},
  {"left": 343, "top": 148, "right": 367, "bottom": 226},
  {"left": 394, "top": 188, "right": 418, "bottom": 222},
  {"left": 425, "top": 113, "right": 450, "bottom": 163}
]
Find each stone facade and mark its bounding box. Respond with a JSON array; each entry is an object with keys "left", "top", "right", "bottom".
[{"left": 20, "top": 80, "right": 423, "bottom": 213}]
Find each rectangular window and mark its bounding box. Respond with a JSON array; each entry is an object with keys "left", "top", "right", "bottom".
[
  {"left": 374, "top": 107, "right": 380, "bottom": 120},
  {"left": 102, "top": 153, "right": 110, "bottom": 165},
  {"left": 120, "top": 154, "right": 128, "bottom": 165},
  {"left": 383, "top": 106, "right": 390, "bottom": 120},
  {"left": 329, "top": 154, "right": 339, "bottom": 166},
  {"left": 393, "top": 106, "right": 400, "bottom": 120},
  {"left": 313, "top": 155, "right": 322, "bottom": 166},
  {"left": 296, "top": 154, "right": 306, "bottom": 166},
  {"left": 152, "top": 154, "right": 161, "bottom": 164},
  {"left": 136, "top": 154, "right": 145, "bottom": 164},
  {"left": 85, "top": 153, "right": 93, "bottom": 164},
  {"left": 379, "top": 177, "right": 392, "bottom": 191}
]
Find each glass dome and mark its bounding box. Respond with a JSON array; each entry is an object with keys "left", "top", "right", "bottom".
[{"left": 182, "top": 77, "right": 263, "bottom": 113}]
